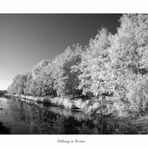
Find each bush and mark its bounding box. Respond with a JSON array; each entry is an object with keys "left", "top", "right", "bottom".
[{"left": 42, "top": 97, "right": 51, "bottom": 105}]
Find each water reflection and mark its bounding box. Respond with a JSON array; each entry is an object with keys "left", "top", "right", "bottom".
[
  {"left": 0, "top": 97, "right": 140, "bottom": 134},
  {"left": 0, "top": 122, "right": 9, "bottom": 134},
  {"left": 0, "top": 97, "right": 92, "bottom": 134}
]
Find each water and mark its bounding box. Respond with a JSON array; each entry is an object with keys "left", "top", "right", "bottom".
[
  {"left": 0, "top": 97, "right": 139, "bottom": 134},
  {"left": 0, "top": 97, "right": 94, "bottom": 134}
]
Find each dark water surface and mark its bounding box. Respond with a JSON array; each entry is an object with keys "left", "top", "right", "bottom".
[
  {"left": 0, "top": 97, "right": 140, "bottom": 134},
  {"left": 0, "top": 97, "right": 93, "bottom": 134}
]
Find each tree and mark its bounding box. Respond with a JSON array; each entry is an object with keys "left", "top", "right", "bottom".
[
  {"left": 50, "top": 45, "right": 82, "bottom": 97},
  {"left": 59, "top": 45, "right": 83, "bottom": 97},
  {"left": 7, "top": 74, "right": 27, "bottom": 94},
  {"left": 110, "top": 14, "right": 148, "bottom": 112},
  {"left": 26, "top": 60, "right": 55, "bottom": 97},
  {"left": 75, "top": 28, "right": 116, "bottom": 115},
  {"left": 31, "top": 59, "right": 50, "bottom": 80}
]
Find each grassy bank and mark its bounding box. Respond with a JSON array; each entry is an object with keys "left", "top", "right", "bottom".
[{"left": 5, "top": 93, "right": 103, "bottom": 114}]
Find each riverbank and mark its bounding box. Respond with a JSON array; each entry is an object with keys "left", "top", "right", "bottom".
[
  {"left": 3, "top": 94, "right": 148, "bottom": 134},
  {"left": 0, "top": 96, "right": 142, "bottom": 134},
  {"left": 5, "top": 93, "right": 105, "bottom": 115}
]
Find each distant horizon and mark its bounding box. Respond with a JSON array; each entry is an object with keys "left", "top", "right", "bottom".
[{"left": 0, "top": 14, "right": 121, "bottom": 90}]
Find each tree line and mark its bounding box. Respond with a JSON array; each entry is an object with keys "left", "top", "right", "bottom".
[{"left": 7, "top": 14, "right": 148, "bottom": 115}]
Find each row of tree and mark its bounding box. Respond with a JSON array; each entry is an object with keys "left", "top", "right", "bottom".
[
  {"left": 7, "top": 44, "right": 83, "bottom": 97},
  {"left": 8, "top": 14, "right": 148, "bottom": 114}
]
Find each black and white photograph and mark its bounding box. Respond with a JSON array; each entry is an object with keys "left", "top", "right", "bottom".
[
  {"left": 0, "top": 0, "right": 148, "bottom": 147},
  {"left": 0, "top": 0, "right": 148, "bottom": 148},
  {"left": 1, "top": 13, "right": 148, "bottom": 134}
]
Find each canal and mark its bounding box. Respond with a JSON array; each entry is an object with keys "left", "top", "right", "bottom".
[{"left": 0, "top": 97, "right": 139, "bottom": 134}]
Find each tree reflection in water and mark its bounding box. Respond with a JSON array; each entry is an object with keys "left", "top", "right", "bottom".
[
  {"left": 0, "top": 97, "right": 139, "bottom": 134},
  {"left": 6, "top": 98, "right": 86, "bottom": 134},
  {"left": 0, "top": 122, "right": 10, "bottom": 134}
]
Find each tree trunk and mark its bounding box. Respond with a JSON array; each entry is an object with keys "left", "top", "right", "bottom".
[{"left": 100, "top": 94, "right": 105, "bottom": 134}]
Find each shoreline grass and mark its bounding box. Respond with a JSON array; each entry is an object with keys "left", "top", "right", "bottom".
[{"left": 5, "top": 93, "right": 100, "bottom": 114}]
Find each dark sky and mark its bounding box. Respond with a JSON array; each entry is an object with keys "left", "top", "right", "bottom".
[{"left": 0, "top": 14, "right": 121, "bottom": 90}]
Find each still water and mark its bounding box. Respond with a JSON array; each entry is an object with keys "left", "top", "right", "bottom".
[{"left": 0, "top": 97, "right": 139, "bottom": 134}]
